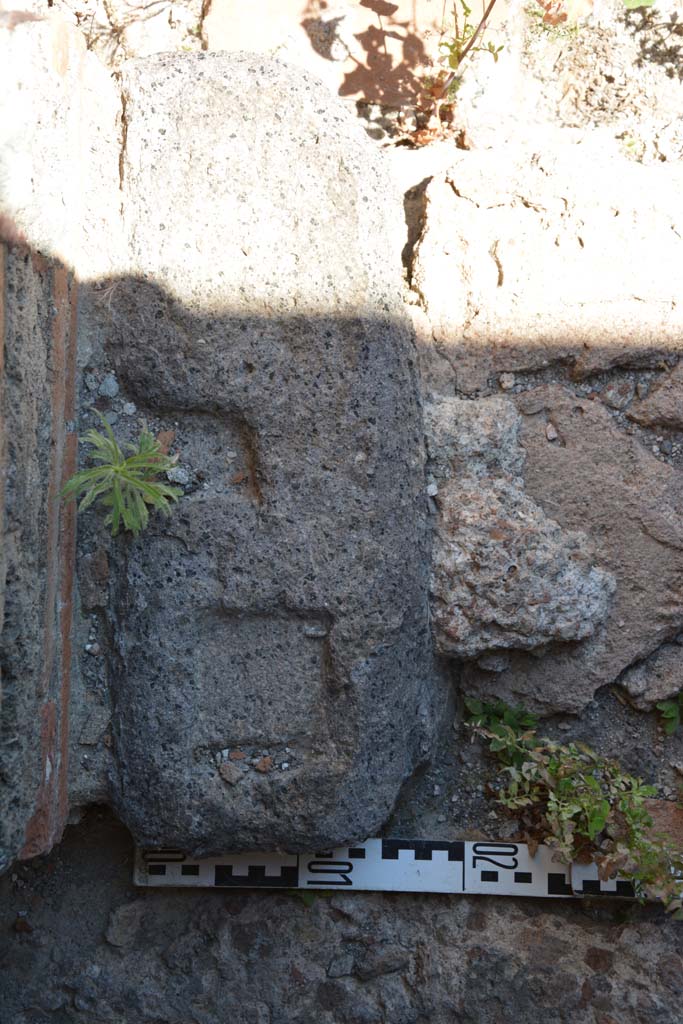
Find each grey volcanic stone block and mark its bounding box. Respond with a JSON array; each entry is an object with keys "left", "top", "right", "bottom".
[{"left": 100, "top": 53, "right": 434, "bottom": 854}]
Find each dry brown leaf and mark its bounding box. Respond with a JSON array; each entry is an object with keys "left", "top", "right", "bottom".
[{"left": 156, "top": 430, "right": 175, "bottom": 455}]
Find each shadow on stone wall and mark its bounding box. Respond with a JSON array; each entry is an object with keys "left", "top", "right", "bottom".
[
  {"left": 627, "top": 6, "right": 683, "bottom": 81},
  {"left": 301, "top": 0, "right": 433, "bottom": 106},
  {"left": 6, "top": 244, "right": 683, "bottom": 871},
  {"left": 2, "top": 251, "right": 452, "bottom": 866}
]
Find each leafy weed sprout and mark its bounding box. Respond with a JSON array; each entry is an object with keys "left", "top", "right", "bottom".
[
  {"left": 657, "top": 692, "right": 683, "bottom": 735},
  {"left": 62, "top": 411, "right": 183, "bottom": 537},
  {"left": 432, "top": 0, "right": 657, "bottom": 105},
  {"left": 465, "top": 697, "right": 683, "bottom": 916},
  {"left": 432, "top": 0, "right": 503, "bottom": 104}
]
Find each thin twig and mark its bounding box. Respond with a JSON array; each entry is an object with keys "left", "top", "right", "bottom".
[{"left": 435, "top": 0, "right": 500, "bottom": 99}]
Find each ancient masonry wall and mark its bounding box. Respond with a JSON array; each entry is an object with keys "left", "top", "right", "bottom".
[{"left": 1, "top": 6, "right": 683, "bottom": 1024}]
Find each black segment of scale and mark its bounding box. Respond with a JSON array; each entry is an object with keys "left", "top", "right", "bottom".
[
  {"left": 514, "top": 872, "right": 533, "bottom": 884},
  {"left": 347, "top": 848, "right": 366, "bottom": 859},
  {"left": 214, "top": 864, "right": 299, "bottom": 888},
  {"left": 181, "top": 864, "right": 200, "bottom": 876},
  {"left": 481, "top": 870, "right": 498, "bottom": 882},
  {"left": 547, "top": 873, "right": 573, "bottom": 896},
  {"left": 381, "top": 839, "right": 465, "bottom": 862},
  {"left": 577, "top": 879, "right": 637, "bottom": 899},
  {"left": 148, "top": 864, "right": 167, "bottom": 876}
]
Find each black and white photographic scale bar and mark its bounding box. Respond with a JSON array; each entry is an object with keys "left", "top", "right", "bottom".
[{"left": 134, "top": 839, "right": 637, "bottom": 901}]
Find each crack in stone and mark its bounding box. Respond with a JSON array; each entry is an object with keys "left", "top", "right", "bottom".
[
  {"left": 116, "top": 79, "right": 128, "bottom": 196},
  {"left": 489, "top": 240, "right": 504, "bottom": 288}
]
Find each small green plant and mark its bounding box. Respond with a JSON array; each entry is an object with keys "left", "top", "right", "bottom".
[
  {"left": 62, "top": 411, "right": 183, "bottom": 537},
  {"left": 435, "top": 0, "right": 503, "bottom": 102},
  {"left": 440, "top": 0, "right": 504, "bottom": 71},
  {"left": 415, "top": 0, "right": 660, "bottom": 140},
  {"left": 657, "top": 692, "right": 683, "bottom": 735},
  {"left": 463, "top": 697, "right": 538, "bottom": 735},
  {"left": 464, "top": 697, "right": 683, "bottom": 916}
]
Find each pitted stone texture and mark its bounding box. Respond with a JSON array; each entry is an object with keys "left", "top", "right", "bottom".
[
  {"left": 427, "top": 397, "right": 613, "bottom": 660},
  {"left": 432, "top": 477, "right": 614, "bottom": 661},
  {"left": 100, "top": 53, "right": 434, "bottom": 855},
  {"left": 410, "top": 141, "right": 683, "bottom": 394},
  {"left": 463, "top": 386, "right": 683, "bottom": 713}
]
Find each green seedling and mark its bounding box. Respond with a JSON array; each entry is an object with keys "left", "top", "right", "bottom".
[
  {"left": 657, "top": 693, "right": 683, "bottom": 736},
  {"left": 62, "top": 411, "right": 183, "bottom": 537},
  {"left": 433, "top": 0, "right": 503, "bottom": 102}
]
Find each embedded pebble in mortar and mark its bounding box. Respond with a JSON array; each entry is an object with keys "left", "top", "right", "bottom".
[
  {"left": 602, "top": 379, "right": 635, "bottom": 410},
  {"left": 218, "top": 763, "right": 242, "bottom": 786},
  {"left": 122, "top": 402, "right": 137, "bottom": 416},
  {"left": 166, "top": 466, "right": 190, "bottom": 485},
  {"left": 499, "top": 372, "right": 515, "bottom": 391},
  {"left": 98, "top": 374, "right": 119, "bottom": 398}
]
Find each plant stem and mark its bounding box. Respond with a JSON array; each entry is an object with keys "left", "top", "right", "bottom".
[{"left": 435, "top": 0, "right": 501, "bottom": 99}]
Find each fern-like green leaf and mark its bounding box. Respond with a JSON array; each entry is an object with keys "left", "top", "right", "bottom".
[{"left": 61, "top": 410, "right": 183, "bottom": 537}]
